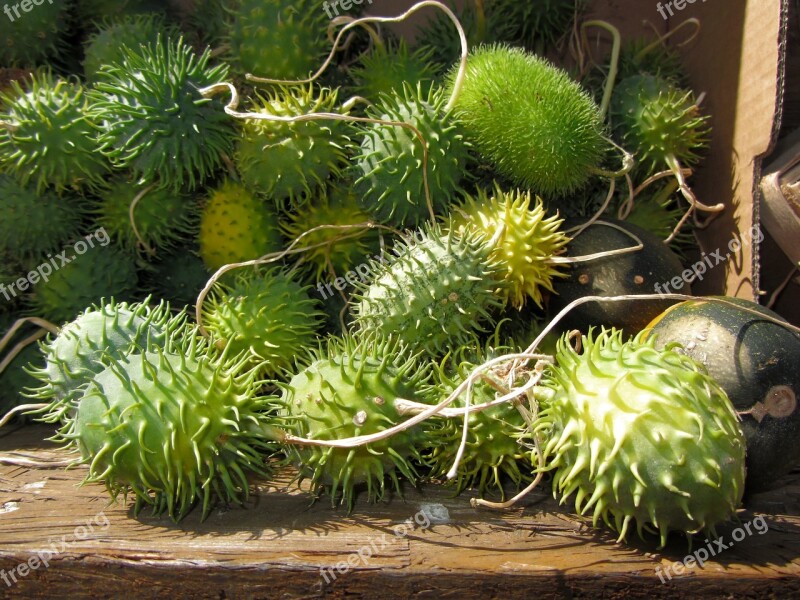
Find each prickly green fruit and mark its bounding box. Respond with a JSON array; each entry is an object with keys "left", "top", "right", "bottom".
[
  {"left": 448, "top": 44, "right": 605, "bottom": 197},
  {"left": 0, "top": 73, "right": 109, "bottom": 193},
  {"left": 351, "top": 40, "right": 437, "bottom": 101},
  {"left": 451, "top": 185, "right": 570, "bottom": 309},
  {"left": 0, "top": 0, "right": 69, "bottom": 67},
  {"left": 489, "top": 0, "right": 585, "bottom": 54},
  {"left": 65, "top": 342, "right": 276, "bottom": 521},
  {"left": 354, "top": 83, "right": 468, "bottom": 228},
  {"left": 202, "top": 268, "right": 324, "bottom": 377},
  {"left": 280, "top": 184, "right": 380, "bottom": 283},
  {"left": 425, "top": 347, "right": 531, "bottom": 497},
  {"left": 226, "top": 0, "right": 328, "bottom": 80},
  {"left": 29, "top": 299, "right": 188, "bottom": 424},
  {"left": 27, "top": 243, "right": 139, "bottom": 324},
  {"left": 143, "top": 248, "right": 211, "bottom": 309},
  {"left": 83, "top": 14, "right": 178, "bottom": 81},
  {"left": 353, "top": 224, "right": 504, "bottom": 355},
  {"left": 93, "top": 178, "right": 198, "bottom": 254},
  {"left": 0, "top": 175, "right": 83, "bottom": 261},
  {"left": 198, "top": 181, "right": 283, "bottom": 272},
  {"left": 534, "top": 328, "right": 746, "bottom": 547},
  {"left": 621, "top": 182, "right": 694, "bottom": 255},
  {"left": 276, "top": 335, "right": 432, "bottom": 507},
  {"left": 91, "top": 36, "right": 234, "bottom": 191},
  {"left": 235, "top": 85, "right": 351, "bottom": 206},
  {"left": 610, "top": 74, "right": 709, "bottom": 176}
]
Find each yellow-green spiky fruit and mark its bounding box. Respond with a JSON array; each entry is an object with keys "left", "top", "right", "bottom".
[
  {"left": 534, "top": 329, "right": 746, "bottom": 547},
  {"left": 61, "top": 340, "right": 277, "bottom": 521},
  {"left": 450, "top": 185, "right": 570, "bottom": 309},
  {"left": 198, "top": 181, "right": 283, "bottom": 271},
  {"left": 279, "top": 184, "right": 380, "bottom": 283},
  {"left": 202, "top": 268, "right": 325, "bottom": 377},
  {"left": 275, "top": 335, "right": 433, "bottom": 508},
  {"left": 235, "top": 85, "right": 352, "bottom": 207}
]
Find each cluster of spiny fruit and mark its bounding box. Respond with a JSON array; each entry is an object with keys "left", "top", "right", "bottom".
[{"left": 0, "top": 0, "right": 785, "bottom": 549}]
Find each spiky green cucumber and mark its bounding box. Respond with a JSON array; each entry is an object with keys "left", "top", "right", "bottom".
[
  {"left": 450, "top": 185, "right": 570, "bottom": 309},
  {"left": 29, "top": 298, "right": 188, "bottom": 424},
  {"left": 0, "top": 0, "right": 69, "bottom": 67},
  {"left": 448, "top": 44, "right": 606, "bottom": 197},
  {"left": 198, "top": 181, "right": 283, "bottom": 272},
  {"left": 235, "top": 85, "right": 352, "bottom": 206},
  {"left": 202, "top": 268, "right": 324, "bottom": 377},
  {"left": 63, "top": 342, "right": 276, "bottom": 521},
  {"left": 276, "top": 335, "right": 433, "bottom": 507},
  {"left": 534, "top": 328, "right": 746, "bottom": 547},
  {"left": 82, "top": 14, "right": 178, "bottom": 81},
  {"left": 0, "top": 73, "right": 109, "bottom": 194},
  {"left": 280, "top": 184, "right": 380, "bottom": 283},
  {"left": 424, "top": 346, "right": 531, "bottom": 497},
  {"left": 91, "top": 36, "right": 234, "bottom": 191},
  {"left": 351, "top": 39, "right": 437, "bottom": 101},
  {"left": 0, "top": 175, "right": 83, "bottom": 262},
  {"left": 142, "top": 247, "right": 211, "bottom": 309},
  {"left": 27, "top": 243, "right": 139, "bottom": 324},
  {"left": 225, "top": 0, "right": 329, "bottom": 80},
  {"left": 353, "top": 224, "right": 504, "bottom": 355},
  {"left": 354, "top": 83, "right": 468, "bottom": 228},
  {"left": 93, "top": 178, "right": 198, "bottom": 254},
  {"left": 610, "top": 74, "right": 709, "bottom": 177}
]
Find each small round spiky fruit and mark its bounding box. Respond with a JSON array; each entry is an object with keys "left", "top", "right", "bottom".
[
  {"left": 93, "top": 178, "right": 198, "bottom": 254},
  {"left": 351, "top": 40, "right": 437, "bottom": 101},
  {"left": 450, "top": 185, "right": 571, "bottom": 309},
  {"left": 354, "top": 83, "right": 468, "bottom": 228},
  {"left": 202, "top": 268, "right": 324, "bottom": 377},
  {"left": 0, "top": 0, "right": 69, "bottom": 66},
  {"left": 0, "top": 175, "right": 83, "bottom": 261},
  {"left": 27, "top": 244, "right": 139, "bottom": 324},
  {"left": 29, "top": 298, "right": 188, "bottom": 424},
  {"left": 66, "top": 341, "right": 276, "bottom": 521},
  {"left": 280, "top": 184, "right": 380, "bottom": 283},
  {"left": 448, "top": 44, "right": 606, "bottom": 197},
  {"left": 226, "top": 0, "right": 328, "bottom": 80},
  {"left": 0, "top": 73, "right": 109, "bottom": 193},
  {"left": 198, "top": 181, "right": 283, "bottom": 271},
  {"left": 611, "top": 74, "right": 709, "bottom": 177},
  {"left": 353, "top": 224, "right": 505, "bottom": 355},
  {"left": 534, "top": 328, "right": 746, "bottom": 547},
  {"left": 91, "top": 36, "right": 234, "bottom": 191},
  {"left": 83, "top": 14, "right": 178, "bottom": 82},
  {"left": 235, "top": 85, "right": 352, "bottom": 206},
  {"left": 276, "top": 335, "right": 432, "bottom": 508}
]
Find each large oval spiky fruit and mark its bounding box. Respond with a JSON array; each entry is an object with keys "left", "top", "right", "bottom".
[
  {"left": 450, "top": 185, "right": 570, "bottom": 309},
  {"left": 0, "top": 73, "right": 109, "bottom": 194},
  {"left": 448, "top": 44, "right": 605, "bottom": 197},
  {"left": 27, "top": 243, "right": 139, "bottom": 324},
  {"left": 235, "top": 85, "right": 352, "bottom": 207},
  {"left": 198, "top": 181, "right": 283, "bottom": 271},
  {"left": 280, "top": 183, "right": 380, "bottom": 283},
  {"left": 0, "top": 0, "right": 69, "bottom": 66},
  {"left": 351, "top": 40, "right": 437, "bottom": 101},
  {"left": 0, "top": 175, "right": 83, "bottom": 261},
  {"left": 534, "top": 328, "right": 746, "bottom": 547},
  {"left": 29, "top": 298, "right": 188, "bottom": 424},
  {"left": 276, "top": 335, "right": 432, "bottom": 508},
  {"left": 202, "top": 268, "right": 324, "bottom": 377},
  {"left": 424, "top": 346, "right": 531, "bottom": 497},
  {"left": 226, "top": 0, "right": 328, "bottom": 80},
  {"left": 65, "top": 342, "right": 276, "bottom": 521},
  {"left": 353, "top": 224, "right": 504, "bottom": 355},
  {"left": 354, "top": 83, "right": 468, "bottom": 228},
  {"left": 91, "top": 36, "right": 234, "bottom": 191},
  {"left": 94, "top": 178, "right": 198, "bottom": 254},
  {"left": 611, "top": 74, "right": 709, "bottom": 177}
]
